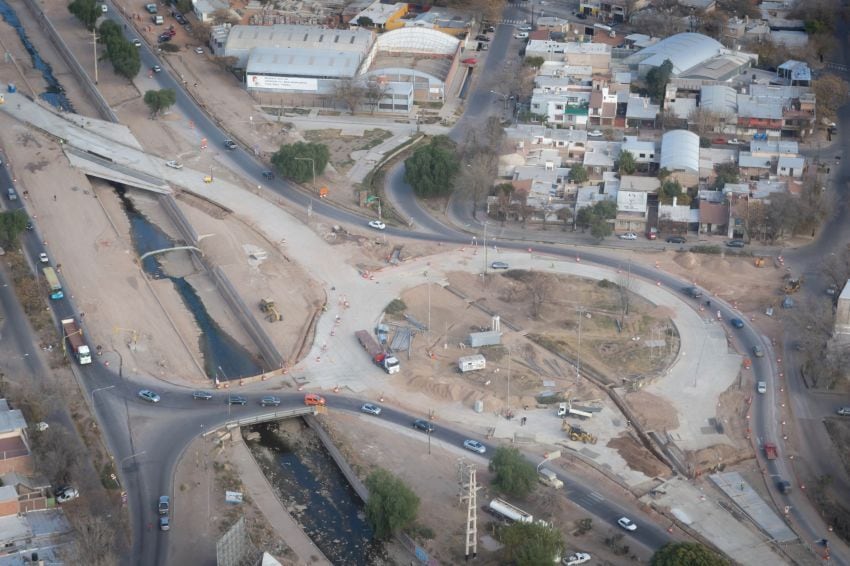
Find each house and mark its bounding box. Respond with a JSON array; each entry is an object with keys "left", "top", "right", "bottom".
[
  {"left": 527, "top": 41, "right": 612, "bottom": 73},
  {"left": 529, "top": 91, "right": 591, "bottom": 128},
  {"left": 698, "top": 201, "right": 729, "bottom": 234},
  {"left": 778, "top": 155, "right": 805, "bottom": 178},
  {"left": 621, "top": 136, "right": 659, "bottom": 171},
  {"left": 349, "top": 1, "right": 408, "bottom": 31},
  {"left": 536, "top": 16, "right": 571, "bottom": 33},
  {"left": 658, "top": 197, "right": 694, "bottom": 234},
  {"left": 0, "top": 400, "right": 32, "bottom": 475},
  {"left": 614, "top": 176, "right": 660, "bottom": 233},
  {"left": 583, "top": 140, "right": 621, "bottom": 176},
  {"left": 587, "top": 85, "right": 618, "bottom": 127},
  {"left": 403, "top": 9, "right": 473, "bottom": 37},
  {"left": 777, "top": 60, "right": 812, "bottom": 87},
  {"left": 660, "top": 130, "right": 700, "bottom": 187},
  {"left": 625, "top": 96, "right": 659, "bottom": 128},
  {"left": 192, "top": 0, "right": 231, "bottom": 24}
]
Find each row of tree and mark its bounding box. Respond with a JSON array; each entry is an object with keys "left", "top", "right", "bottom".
[{"left": 97, "top": 20, "right": 141, "bottom": 79}]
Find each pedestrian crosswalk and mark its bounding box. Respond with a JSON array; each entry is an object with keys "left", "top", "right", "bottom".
[
  {"left": 573, "top": 489, "right": 606, "bottom": 508},
  {"left": 496, "top": 18, "right": 530, "bottom": 25}
]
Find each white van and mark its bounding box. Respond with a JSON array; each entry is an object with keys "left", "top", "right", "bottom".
[
  {"left": 7, "top": 187, "right": 17, "bottom": 201},
  {"left": 153, "top": 15, "right": 164, "bottom": 25}
]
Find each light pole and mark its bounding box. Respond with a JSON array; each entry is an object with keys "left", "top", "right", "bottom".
[
  {"left": 483, "top": 221, "right": 489, "bottom": 275},
  {"left": 506, "top": 344, "right": 512, "bottom": 417},
  {"left": 490, "top": 90, "right": 511, "bottom": 114},
  {"left": 92, "top": 385, "right": 115, "bottom": 404},
  {"left": 92, "top": 29, "right": 99, "bottom": 85},
  {"left": 294, "top": 157, "right": 316, "bottom": 190},
  {"left": 576, "top": 307, "right": 584, "bottom": 386},
  {"left": 425, "top": 270, "right": 431, "bottom": 342}
]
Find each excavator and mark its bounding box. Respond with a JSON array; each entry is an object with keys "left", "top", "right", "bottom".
[{"left": 563, "top": 423, "right": 597, "bottom": 444}]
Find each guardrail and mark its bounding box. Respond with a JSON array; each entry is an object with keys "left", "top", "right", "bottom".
[{"left": 203, "top": 406, "right": 318, "bottom": 436}]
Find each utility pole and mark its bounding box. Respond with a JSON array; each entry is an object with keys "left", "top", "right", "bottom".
[
  {"left": 576, "top": 307, "right": 583, "bottom": 386},
  {"left": 457, "top": 460, "right": 480, "bottom": 561},
  {"left": 483, "top": 221, "right": 489, "bottom": 275},
  {"left": 92, "top": 28, "right": 99, "bottom": 85}
]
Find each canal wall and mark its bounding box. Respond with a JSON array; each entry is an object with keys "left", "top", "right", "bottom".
[{"left": 303, "top": 415, "right": 369, "bottom": 502}]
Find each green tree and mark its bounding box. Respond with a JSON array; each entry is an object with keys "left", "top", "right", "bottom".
[
  {"left": 590, "top": 217, "right": 613, "bottom": 240},
  {"left": 356, "top": 16, "right": 375, "bottom": 27},
  {"left": 103, "top": 31, "right": 141, "bottom": 79},
  {"left": 713, "top": 162, "right": 740, "bottom": 189},
  {"left": 0, "top": 210, "right": 28, "bottom": 247},
  {"left": 143, "top": 89, "right": 177, "bottom": 119},
  {"left": 69, "top": 0, "right": 100, "bottom": 31},
  {"left": 525, "top": 56, "right": 545, "bottom": 68},
  {"left": 175, "top": 0, "right": 193, "bottom": 13},
  {"left": 645, "top": 59, "right": 673, "bottom": 103},
  {"left": 489, "top": 446, "right": 536, "bottom": 497},
  {"left": 618, "top": 150, "right": 636, "bottom": 174},
  {"left": 98, "top": 20, "right": 122, "bottom": 45},
  {"left": 576, "top": 200, "right": 616, "bottom": 240},
  {"left": 404, "top": 136, "right": 460, "bottom": 198},
  {"left": 364, "top": 468, "right": 420, "bottom": 540},
  {"left": 568, "top": 164, "right": 589, "bottom": 184},
  {"left": 651, "top": 542, "right": 730, "bottom": 566},
  {"left": 501, "top": 521, "right": 565, "bottom": 566},
  {"left": 271, "top": 142, "right": 330, "bottom": 183},
  {"left": 660, "top": 179, "right": 684, "bottom": 204}
]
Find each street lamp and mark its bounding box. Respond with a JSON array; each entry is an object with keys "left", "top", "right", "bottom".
[
  {"left": 576, "top": 307, "right": 584, "bottom": 386},
  {"left": 490, "top": 90, "right": 511, "bottom": 114},
  {"left": 294, "top": 157, "right": 316, "bottom": 190}
]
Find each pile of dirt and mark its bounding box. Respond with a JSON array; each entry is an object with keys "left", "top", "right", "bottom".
[
  {"left": 623, "top": 391, "right": 679, "bottom": 431},
  {"left": 715, "top": 380, "right": 753, "bottom": 451},
  {"left": 673, "top": 252, "right": 699, "bottom": 270},
  {"left": 607, "top": 434, "right": 672, "bottom": 478},
  {"left": 686, "top": 443, "right": 750, "bottom": 474}
]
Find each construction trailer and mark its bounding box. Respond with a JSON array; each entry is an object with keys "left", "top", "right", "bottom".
[{"left": 458, "top": 354, "right": 486, "bottom": 373}]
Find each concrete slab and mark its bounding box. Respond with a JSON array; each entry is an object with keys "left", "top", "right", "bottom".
[{"left": 710, "top": 472, "right": 797, "bottom": 542}]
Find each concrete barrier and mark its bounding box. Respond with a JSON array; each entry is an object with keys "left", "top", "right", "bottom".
[{"left": 304, "top": 415, "right": 369, "bottom": 502}]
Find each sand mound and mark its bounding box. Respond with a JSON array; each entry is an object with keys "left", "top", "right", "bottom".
[
  {"left": 673, "top": 252, "right": 699, "bottom": 269},
  {"left": 624, "top": 390, "right": 679, "bottom": 431}
]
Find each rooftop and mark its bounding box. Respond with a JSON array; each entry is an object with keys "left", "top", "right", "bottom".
[
  {"left": 226, "top": 24, "right": 374, "bottom": 53},
  {"left": 0, "top": 400, "right": 26, "bottom": 434},
  {"left": 246, "top": 48, "right": 362, "bottom": 79}
]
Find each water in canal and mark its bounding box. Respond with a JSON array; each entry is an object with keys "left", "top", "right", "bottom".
[
  {"left": 248, "top": 421, "right": 388, "bottom": 565},
  {"left": 116, "top": 186, "right": 263, "bottom": 380},
  {"left": 0, "top": 1, "right": 74, "bottom": 112}
]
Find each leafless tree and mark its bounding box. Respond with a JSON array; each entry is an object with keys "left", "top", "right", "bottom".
[
  {"left": 616, "top": 269, "right": 633, "bottom": 321},
  {"left": 31, "top": 426, "right": 79, "bottom": 485},
  {"left": 822, "top": 245, "right": 850, "bottom": 290},
  {"left": 483, "top": 116, "right": 505, "bottom": 153},
  {"left": 528, "top": 272, "right": 556, "bottom": 319},
  {"left": 334, "top": 79, "right": 367, "bottom": 114},
  {"left": 190, "top": 22, "right": 212, "bottom": 45},
  {"left": 364, "top": 80, "right": 388, "bottom": 114},
  {"left": 458, "top": 146, "right": 499, "bottom": 219},
  {"left": 63, "top": 512, "right": 119, "bottom": 566},
  {"left": 556, "top": 207, "right": 572, "bottom": 232},
  {"left": 211, "top": 8, "right": 239, "bottom": 26},
  {"left": 688, "top": 107, "right": 725, "bottom": 137}
]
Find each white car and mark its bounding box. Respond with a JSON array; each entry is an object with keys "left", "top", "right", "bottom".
[
  {"left": 38, "top": 252, "right": 49, "bottom": 264},
  {"left": 165, "top": 160, "right": 183, "bottom": 169},
  {"left": 463, "top": 439, "right": 486, "bottom": 454},
  {"left": 563, "top": 553, "right": 592, "bottom": 566},
  {"left": 368, "top": 220, "right": 386, "bottom": 230},
  {"left": 514, "top": 32, "right": 529, "bottom": 39},
  {"left": 617, "top": 516, "right": 637, "bottom": 531},
  {"left": 757, "top": 381, "right": 767, "bottom": 394},
  {"left": 588, "top": 130, "right": 603, "bottom": 137},
  {"left": 56, "top": 487, "right": 79, "bottom": 503},
  {"left": 619, "top": 232, "right": 637, "bottom": 240},
  {"left": 361, "top": 403, "right": 382, "bottom": 416},
  {"left": 518, "top": 25, "right": 532, "bottom": 31},
  {"left": 194, "top": 47, "right": 205, "bottom": 54},
  {"left": 133, "top": 39, "right": 142, "bottom": 48}
]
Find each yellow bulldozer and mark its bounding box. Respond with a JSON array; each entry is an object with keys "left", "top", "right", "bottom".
[
  {"left": 259, "top": 298, "right": 282, "bottom": 322},
  {"left": 563, "top": 423, "right": 597, "bottom": 444},
  {"left": 783, "top": 274, "right": 802, "bottom": 294}
]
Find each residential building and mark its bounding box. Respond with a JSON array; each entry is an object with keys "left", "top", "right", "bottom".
[
  {"left": 660, "top": 130, "right": 700, "bottom": 187},
  {"left": 0, "top": 400, "right": 32, "bottom": 475},
  {"left": 403, "top": 9, "right": 474, "bottom": 37},
  {"left": 530, "top": 91, "right": 591, "bottom": 128},
  {"left": 698, "top": 200, "right": 729, "bottom": 234},
  {"left": 621, "top": 136, "right": 659, "bottom": 171},
  {"left": 583, "top": 140, "right": 621, "bottom": 176},
  {"left": 192, "top": 0, "right": 230, "bottom": 23},
  {"left": 527, "top": 41, "right": 612, "bottom": 74},
  {"left": 614, "top": 176, "right": 659, "bottom": 233},
  {"left": 625, "top": 96, "right": 659, "bottom": 128},
  {"left": 777, "top": 60, "right": 811, "bottom": 87},
  {"left": 349, "top": 1, "right": 408, "bottom": 31},
  {"left": 587, "top": 85, "right": 618, "bottom": 127}
]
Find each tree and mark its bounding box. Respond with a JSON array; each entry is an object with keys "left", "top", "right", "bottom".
[
  {"left": 528, "top": 272, "right": 555, "bottom": 319},
  {"left": 576, "top": 200, "right": 616, "bottom": 240},
  {"left": 31, "top": 426, "right": 78, "bottom": 485},
  {"left": 143, "top": 89, "right": 177, "bottom": 119},
  {"left": 364, "top": 80, "right": 388, "bottom": 114},
  {"left": 483, "top": 116, "right": 505, "bottom": 153},
  {"left": 717, "top": 0, "right": 760, "bottom": 18},
  {"left": 356, "top": 16, "right": 374, "bottom": 27},
  {"left": 334, "top": 79, "right": 367, "bottom": 114},
  {"left": 659, "top": 179, "right": 689, "bottom": 204},
  {"left": 619, "top": 150, "right": 636, "bottom": 175},
  {"left": 68, "top": 0, "right": 100, "bottom": 31},
  {"left": 590, "top": 217, "right": 613, "bottom": 240},
  {"left": 211, "top": 8, "right": 239, "bottom": 25},
  {"left": 813, "top": 75, "right": 850, "bottom": 122},
  {"left": 712, "top": 162, "right": 739, "bottom": 189},
  {"left": 645, "top": 60, "right": 673, "bottom": 103},
  {"left": 364, "top": 468, "right": 419, "bottom": 540},
  {"left": 501, "top": 521, "right": 565, "bottom": 566},
  {"left": 651, "top": 542, "right": 730, "bottom": 566},
  {"left": 0, "top": 209, "right": 28, "bottom": 247},
  {"left": 404, "top": 136, "right": 460, "bottom": 198},
  {"left": 525, "top": 56, "right": 545, "bottom": 68},
  {"left": 271, "top": 142, "right": 330, "bottom": 183},
  {"left": 458, "top": 146, "right": 499, "bottom": 219},
  {"left": 568, "top": 164, "right": 589, "bottom": 184},
  {"left": 489, "top": 446, "right": 537, "bottom": 497},
  {"left": 98, "top": 20, "right": 122, "bottom": 46},
  {"left": 175, "top": 0, "right": 193, "bottom": 14},
  {"left": 64, "top": 512, "right": 118, "bottom": 566},
  {"left": 494, "top": 183, "right": 515, "bottom": 221}
]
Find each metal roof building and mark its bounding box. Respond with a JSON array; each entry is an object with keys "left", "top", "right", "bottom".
[
  {"left": 624, "top": 33, "right": 727, "bottom": 77},
  {"left": 700, "top": 85, "right": 738, "bottom": 116},
  {"left": 224, "top": 24, "right": 374, "bottom": 68},
  {"left": 660, "top": 130, "right": 700, "bottom": 174}
]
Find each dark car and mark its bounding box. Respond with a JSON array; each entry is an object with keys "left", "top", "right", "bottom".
[
  {"left": 192, "top": 390, "right": 213, "bottom": 400},
  {"left": 226, "top": 395, "right": 247, "bottom": 405},
  {"left": 752, "top": 345, "right": 764, "bottom": 358},
  {"left": 666, "top": 236, "right": 687, "bottom": 244},
  {"left": 726, "top": 239, "right": 746, "bottom": 248},
  {"left": 483, "top": 25, "right": 495, "bottom": 32},
  {"left": 681, "top": 286, "right": 702, "bottom": 298},
  {"left": 25, "top": 221, "right": 34, "bottom": 231},
  {"left": 475, "top": 34, "right": 490, "bottom": 41},
  {"left": 158, "top": 34, "right": 171, "bottom": 43},
  {"left": 261, "top": 171, "right": 275, "bottom": 180},
  {"left": 260, "top": 396, "right": 281, "bottom": 407},
  {"left": 777, "top": 479, "right": 792, "bottom": 494},
  {"left": 224, "top": 139, "right": 237, "bottom": 150},
  {"left": 576, "top": 12, "right": 588, "bottom": 19},
  {"left": 730, "top": 318, "right": 744, "bottom": 329},
  {"left": 413, "top": 419, "right": 435, "bottom": 433}
]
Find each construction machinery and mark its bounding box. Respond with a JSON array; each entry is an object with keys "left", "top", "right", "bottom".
[
  {"left": 259, "top": 298, "right": 282, "bottom": 322},
  {"left": 783, "top": 273, "right": 803, "bottom": 294},
  {"left": 564, "top": 423, "right": 597, "bottom": 444},
  {"left": 753, "top": 256, "right": 766, "bottom": 268}
]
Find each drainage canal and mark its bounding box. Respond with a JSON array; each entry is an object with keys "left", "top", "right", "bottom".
[
  {"left": 247, "top": 421, "right": 388, "bottom": 565},
  {"left": 0, "top": 1, "right": 74, "bottom": 111},
  {"left": 116, "top": 186, "right": 263, "bottom": 380}
]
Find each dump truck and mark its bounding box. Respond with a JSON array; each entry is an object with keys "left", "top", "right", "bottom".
[
  {"left": 564, "top": 423, "right": 597, "bottom": 444},
  {"left": 42, "top": 267, "right": 64, "bottom": 300},
  {"left": 764, "top": 442, "right": 778, "bottom": 460},
  {"left": 61, "top": 318, "right": 92, "bottom": 365},
  {"left": 487, "top": 498, "right": 532, "bottom": 523},
  {"left": 355, "top": 330, "right": 400, "bottom": 374}
]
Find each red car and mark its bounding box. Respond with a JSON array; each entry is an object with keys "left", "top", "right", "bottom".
[{"left": 461, "top": 58, "right": 477, "bottom": 65}]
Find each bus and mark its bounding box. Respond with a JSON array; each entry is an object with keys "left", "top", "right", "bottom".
[{"left": 42, "top": 267, "right": 64, "bottom": 300}]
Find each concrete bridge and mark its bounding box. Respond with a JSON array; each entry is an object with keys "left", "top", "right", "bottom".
[{"left": 139, "top": 245, "right": 203, "bottom": 262}]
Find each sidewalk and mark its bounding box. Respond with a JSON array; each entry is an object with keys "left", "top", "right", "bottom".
[{"left": 230, "top": 430, "right": 332, "bottom": 566}]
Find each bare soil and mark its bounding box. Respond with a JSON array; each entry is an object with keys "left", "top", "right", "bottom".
[
  {"left": 622, "top": 391, "right": 679, "bottom": 432},
  {"left": 607, "top": 434, "right": 671, "bottom": 478},
  {"left": 824, "top": 418, "right": 850, "bottom": 477},
  {"left": 302, "top": 128, "right": 393, "bottom": 174}
]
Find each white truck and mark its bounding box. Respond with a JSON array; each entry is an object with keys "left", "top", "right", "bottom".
[
  {"left": 488, "top": 498, "right": 532, "bottom": 523},
  {"left": 538, "top": 468, "right": 564, "bottom": 489}
]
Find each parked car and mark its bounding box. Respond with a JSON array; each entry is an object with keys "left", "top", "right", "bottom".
[
  {"left": 730, "top": 318, "right": 744, "bottom": 329},
  {"left": 39, "top": 252, "right": 49, "bottom": 263},
  {"left": 226, "top": 395, "right": 247, "bottom": 405},
  {"left": 757, "top": 381, "right": 767, "bottom": 394},
  {"left": 158, "top": 495, "right": 170, "bottom": 514},
  {"left": 368, "top": 220, "right": 386, "bottom": 230},
  {"left": 192, "top": 391, "right": 213, "bottom": 400},
  {"left": 836, "top": 407, "right": 850, "bottom": 416},
  {"left": 463, "top": 439, "right": 486, "bottom": 454},
  {"left": 490, "top": 261, "right": 510, "bottom": 270},
  {"left": 752, "top": 345, "right": 765, "bottom": 358},
  {"left": 514, "top": 32, "right": 529, "bottom": 39},
  {"left": 194, "top": 46, "right": 205, "bottom": 54},
  {"left": 304, "top": 393, "right": 326, "bottom": 406},
  {"left": 726, "top": 239, "right": 746, "bottom": 248},
  {"left": 619, "top": 232, "right": 637, "bottom": 240},
  {"left": 475, "top": 34, "right": 490, "bottom": 41},
  {"left": 132, "top": 39, "right": 142, "bottom": 48},
  {"left": 518, "top": 24, "right": 533, "bottom": 31},
  {"left": 575, "top": 12, "right": 588, "bottom": 19},
  {"left": 666, "top": 236, "right": 687, "bottom": 244},
  {"left": 711, "top": 138, "right": 726, "bottom": 145},
  {"left": 56, "top": 486, "right": 79, "bottom": 503},
  {"left": 361, "top": 403, "right": 382, "bottom": 416},
  {"left": 138, "top": 389, "right": 161, "bottom": 403},
  {"left": 260, "top": 396, "right": 281, "bottom": 407},
  {"left": 461, "top": 58, "right": 478, "bottom": 65},
  {"left": 563, "top": 553, "right": 592, "bottom": 566},
  {"left": 617, "top": 517, "right": 637, "bottom": 531},
  {"left": 262, "top": 170, "right": 275, "bottom": 180},
  {"left": 165, "top": 160, "right": 183, "bottom": 169},
  {"left": 224, "top": 139, "right": 237, "bottom": 150},
  {"left": 413, "top": 419, "right": 435, "bottom": 433},
  {"left": 587, "top": 129, "right": 603, "bottom": 137},
  {"left": 159, "top": 516, "right": 170, "bottom": 531}
]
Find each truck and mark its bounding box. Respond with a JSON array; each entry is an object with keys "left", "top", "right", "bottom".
[
  {"left": 42, "top": 267, "right": 63, "bottom": 300},
  {"left": 538, "top": 468, "right": 564, "bottom": 489},
  {"left": 458, "top": 354, "right": 486, "bottom": 373},
  {"left": 355, "top": 330, "right": 400, "bottom": 374},
  {"left": 61, "top": 318, "right": 92, "bottom": 365},
  {"left": 763, "top": 442, "right": 778, "bottom": 460},
  {"left": 488, "top": 498, "right": 532, "bottom": 523}
]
